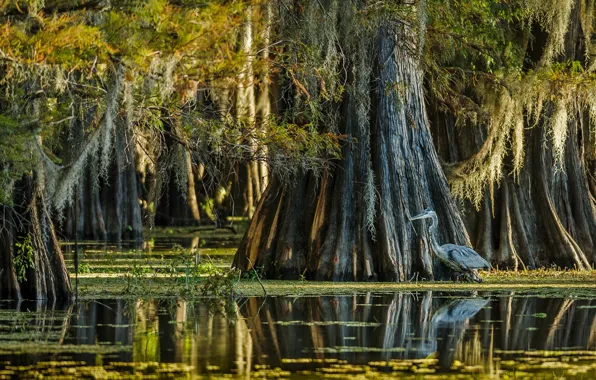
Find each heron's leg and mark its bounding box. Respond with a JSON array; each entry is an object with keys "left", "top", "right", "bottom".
[
  {"left": 451, "top": 272, "right": 464, "bottom": 282},
  {"left": 467, "top": 269, "right": 482, "bottom": 283}
]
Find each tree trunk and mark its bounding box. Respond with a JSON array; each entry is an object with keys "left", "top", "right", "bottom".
[
  {"left": 186, "top": 149, "right": 202, "bottom": 223},
  {"left": 432, "top": 1, "right": 596, "bottom": 269},
  {"left": 1, "top": 175, "right": 71, "bottom": 301},
  {"left": 255, "top": 2, "right": 272, "bottom": 193},
  {"left": 0, "top": 207, "right": 21, "bottom": 300},
  {"left": 234, "top": 6, "right": 470, "bottom": 281},
  {"left": 235, "top": 5, "right": 259, "bottom": 218}
]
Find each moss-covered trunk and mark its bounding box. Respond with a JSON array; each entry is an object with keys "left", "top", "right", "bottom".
[
  {"left": 233, "top": 5, "right": 470, "bottom": 281},
  {"left": 432, "top": 1, "right": 596, "bottom": 269},
  {"left": 0, "top": 176, "right": 71, "bottom": 301}
]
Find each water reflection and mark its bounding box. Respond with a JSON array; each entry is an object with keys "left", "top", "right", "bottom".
[
  {"left": 1, "top": 291, "right": 596, "bottom": 377},
  {"left": 239, "top": 293, "right": 493, "bottom": 371}
]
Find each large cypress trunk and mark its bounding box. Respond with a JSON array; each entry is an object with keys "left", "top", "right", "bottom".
[{"left": 233, "top": 3, "right": 470, "bottom": 281}]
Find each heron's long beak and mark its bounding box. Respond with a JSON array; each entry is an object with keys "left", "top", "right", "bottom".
[{"left": 409, "top": 213, "right": 430, "bottom": 221}]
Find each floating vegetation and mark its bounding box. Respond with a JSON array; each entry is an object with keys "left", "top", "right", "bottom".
[
  {"left": 496, "top": 350, "right": 596, "bottom": 379},
  {"left": 0, "top": 342, "right": 130, "bottom": 355},
  {"left": 519, "top": 313, "right": 548, "bottom": 318},
  {"left": 263, "top": 353, "right": 596, "bottom": 379},
  {"left": 314, "top": 346, "right": 407, "bottom": 354},
  {"left": 273, "top": 321, "right": 383, "bottom": 327},
  {"left": 0, "top": 361, "right": 193, "bottom": 379}
]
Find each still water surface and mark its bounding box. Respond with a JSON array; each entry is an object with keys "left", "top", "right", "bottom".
[{"left": 1, "top": 291, "right": 596, "bottom": 378}]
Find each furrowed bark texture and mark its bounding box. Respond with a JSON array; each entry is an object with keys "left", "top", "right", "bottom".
[{"left": 234, "top": 18, "right": 470, "bottom": 281}]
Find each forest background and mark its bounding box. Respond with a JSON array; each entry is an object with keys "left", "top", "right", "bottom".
[{"left": 1, "top": 0, "right": 596, "bottom": 301}]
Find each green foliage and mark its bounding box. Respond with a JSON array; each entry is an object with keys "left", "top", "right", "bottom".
[
  {"left": 168, "top": 244, "right": 202, "bottom": 290},
  {"left": 0, "top": 14, "right": 112, "bottom": 65},
  {"left": 243, "top": 265, "right": 265, "bottom": 281},
  {"left": 124, "top": 260, "right": 152, "bottom": 294},
  {"left": 424, "top": 0, "right": 529, "bottom": 119},
  {"left": 0, "top": 0, "right": 339, "bottom": 220},
  {"left": 79, "top": 262, "right": 91, "bottom": 274},
  {"left": 167, "top": 244, "right": 236, "bottom": 296},
  {"left": 188, "top": 116, "right": 344, "bottom": 180},
  {"left": 14, "top": 234, "right": 34, "bottom": 282},
  {"left": 0, "top": 116, "right": 34, "bottom": 204},
  {"left": 200, "top": 268, "right": 240, "bottom": 298}
]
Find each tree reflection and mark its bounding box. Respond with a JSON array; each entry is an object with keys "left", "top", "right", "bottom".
[
  {"left": 4, "top": 291, "right": 593, "bottom": 378},
  {"left": 237, "top": 292, "right": 596, "bottom": 376}
]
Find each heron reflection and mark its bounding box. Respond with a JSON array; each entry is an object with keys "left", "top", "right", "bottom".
[{"left": 419, "top": 297, "right": 490, "bottom": 367}]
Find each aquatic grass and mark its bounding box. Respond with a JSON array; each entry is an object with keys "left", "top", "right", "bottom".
[
  {"left": 485, "top": 268, "right": 596, "bottom": 282},
  {"left": 0, "top": 361, "right": 193, "bottom": 379},
  {"left": 518, "top": 312, "right": 548, "bottom": 318}
]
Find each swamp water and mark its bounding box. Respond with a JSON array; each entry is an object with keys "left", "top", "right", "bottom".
[{"left": 1, "top": 291, "right": 596, "bottom": 379}]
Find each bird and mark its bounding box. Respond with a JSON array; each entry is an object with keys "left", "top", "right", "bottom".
[
  {"left": 409, "top": 208, "right": 491, "bottom": 282},
  {"left": 431, "top": 297, "right": 489, "bottom": 325}
]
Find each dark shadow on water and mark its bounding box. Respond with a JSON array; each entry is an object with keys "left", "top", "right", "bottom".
[{"left": 1, "top": 291, "right": 596, "bottom": 377}]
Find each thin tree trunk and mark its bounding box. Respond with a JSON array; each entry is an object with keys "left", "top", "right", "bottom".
[
  {"left": 186, "top": 149, "right": 201, "bottom": 223},
  {"left": 236, "top": 5, "right": 260, "bottom": 215},
  {"left": 246, "top": 165, "right": 255, "bottom": 219},
  {"left": 256, "top": 2, "right": 272, "bottom": 192}
]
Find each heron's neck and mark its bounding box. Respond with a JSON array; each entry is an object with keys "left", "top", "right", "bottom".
[{"left": 427, "top": 214, "right": 442, "bottom": 254}]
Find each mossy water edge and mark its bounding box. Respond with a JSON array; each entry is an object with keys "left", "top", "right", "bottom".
[{"left": 67, "top": 270, "right": 596, "bottom": 299}]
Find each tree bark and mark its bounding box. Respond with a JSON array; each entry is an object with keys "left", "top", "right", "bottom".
[
  {"left": 1, "top": 175, "right": 71, "bottom": 301},
  {"left": 255, "top": 2, "right": 272, "bottom": 193},
  {"left": 186, "top": 149, "right": 201, "bottom": 223},
  {"left": 0, "top": 207, "right": 21, "bottom": 300},
  {"left": 234, "top": 8, "right": 470, "bottom": 281}
]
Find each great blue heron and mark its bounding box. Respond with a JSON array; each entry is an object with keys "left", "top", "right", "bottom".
[{"left": 410, "top": 209, "right": 491, "bottom": 282}]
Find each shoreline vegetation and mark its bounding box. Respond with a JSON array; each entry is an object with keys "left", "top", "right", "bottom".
[
  {"left": 46, "top": 229, "right": 596, "bottom": 300},
  {"left": 53, "top": 227, "right": 596, "bottom": 300},
  {"left": 67, "top": 270, "right": 596, "bottom": 300}
]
